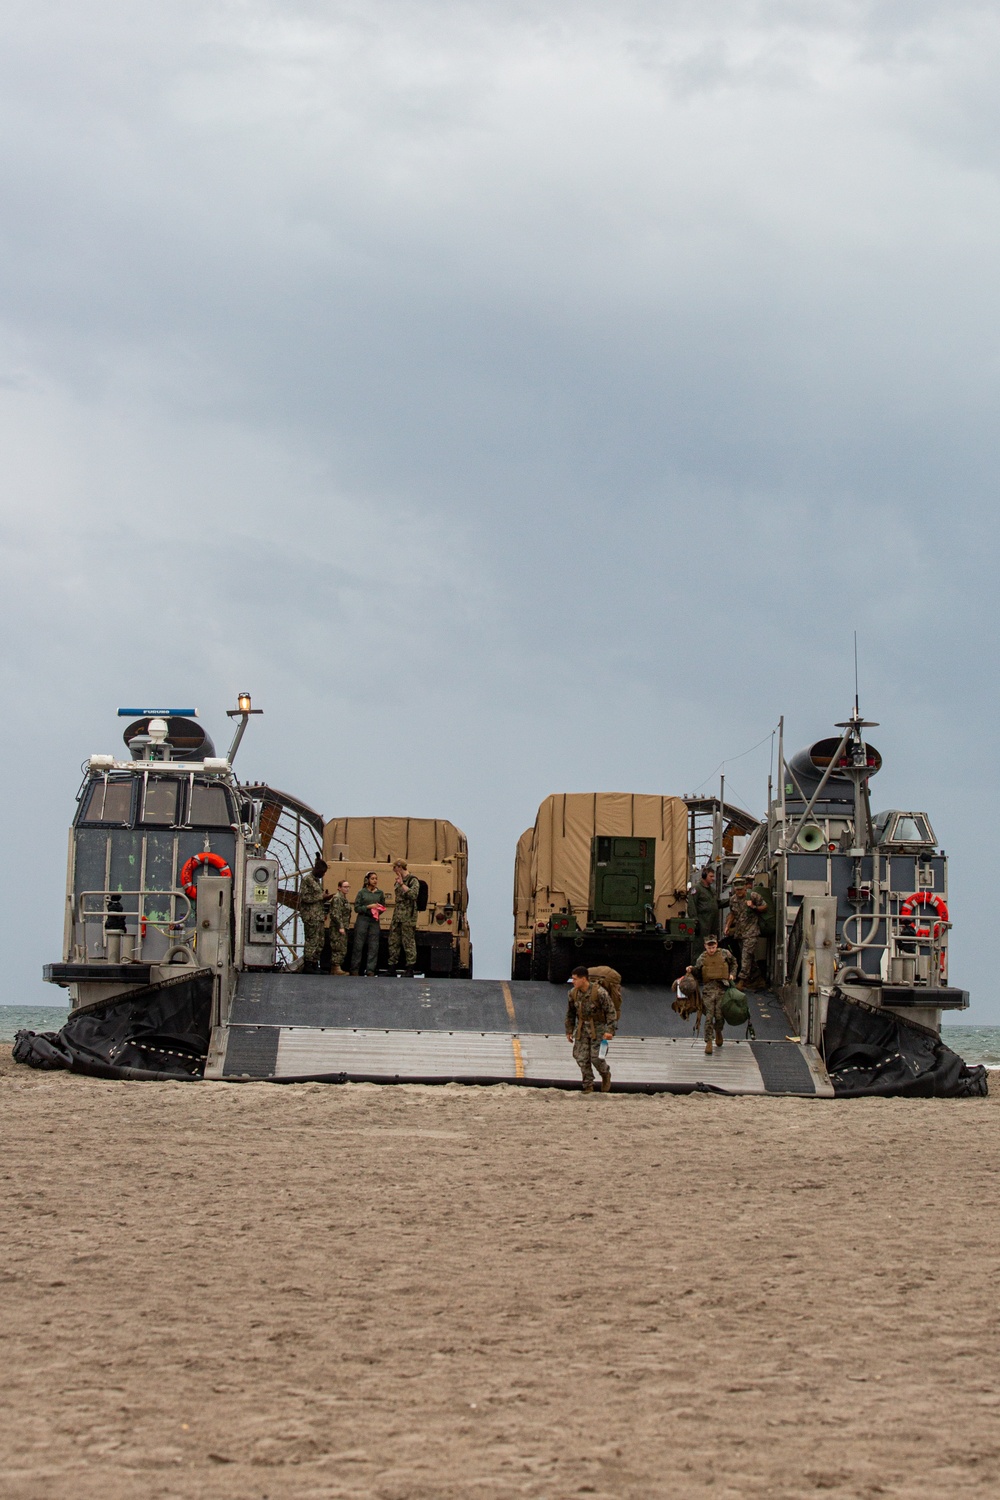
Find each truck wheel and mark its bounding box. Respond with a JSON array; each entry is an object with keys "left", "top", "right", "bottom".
[
  {"left": 511, "top": 950, "right": 531, "bottom": 981},
  {"left": 530, "top": 934, "right": 549, "bottom": 980},
  {"left": 547, "top": 937, "right": 573, "bottom": 984}
]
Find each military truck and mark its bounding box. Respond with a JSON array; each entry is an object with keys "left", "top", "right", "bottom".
[
  {"left": 511, "top": 793, "right": 698, "bottom": 983},
  {"left": 323, "top": 817, "right": 472, "bottom": 977}
]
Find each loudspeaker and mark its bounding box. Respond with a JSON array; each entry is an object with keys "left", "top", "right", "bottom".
[{"left": 796, "top": 824, "right": 826, "bottom": 851}]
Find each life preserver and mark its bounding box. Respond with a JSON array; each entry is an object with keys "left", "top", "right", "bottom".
[
  {"left": 900, "top": 891, "right": 949, "bottom": 939},
  {"left": 180, "top": 852, "right": 233, "bottom": 899}
]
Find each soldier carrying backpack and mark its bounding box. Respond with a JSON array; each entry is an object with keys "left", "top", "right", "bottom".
[{"left": 688, "top": 934, "right": 737, "bottom": 1057}]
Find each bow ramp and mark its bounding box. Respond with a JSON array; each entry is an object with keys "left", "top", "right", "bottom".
[{"left": 205, "top": 977, "right": 833, "bottom": 1096}]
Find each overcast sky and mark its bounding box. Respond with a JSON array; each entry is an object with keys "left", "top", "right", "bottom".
[{"left": 1, "top": 0, "right": 997, "bottom": 1016}]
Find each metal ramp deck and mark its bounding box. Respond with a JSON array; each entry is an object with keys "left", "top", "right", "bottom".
[{"left": 205, "top": 976, "right": 833, "bottom": 1096}]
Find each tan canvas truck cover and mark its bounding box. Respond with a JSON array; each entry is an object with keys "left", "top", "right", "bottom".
[
  {"left": 529, "top": 793, "right": 688, "bottom": 925},
  {"left": 324, "top": 817, "right": 466, "bottom": 866},
  {"left": 326, "top": 822, "right": 470, "bottom": 900},
  {"left": 513, "top": 827, "right": 534, "bottom": 947}
]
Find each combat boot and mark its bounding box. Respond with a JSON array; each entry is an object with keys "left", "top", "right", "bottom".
[
  {"left": 582, "top": 1082, "right": 594, "bottom": 1094},
  {"left": 331, "top": 965, "right": 346, "bottom": 976},
  {"left": 704, "top": 1036, "right": 713, "bottom": 1056},
  {"left": 715, "top": 1023, "right": 724, "bottom": 1048},
  {"left": 600, "top": 1071, "right": 612, "bottom": 1093},
  {"left": 402, "top": 967, "right": 415, "bottom": 978}
]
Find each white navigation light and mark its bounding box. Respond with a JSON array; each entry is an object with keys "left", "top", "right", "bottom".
[
  {"left": 237, "top": 692, "right": 252, "bottom": 714},
  {"left": 148, "top": 717, "right": 169, "bottom": 745}
]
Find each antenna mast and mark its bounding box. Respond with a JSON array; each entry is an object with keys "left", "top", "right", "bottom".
[{"left": 854, "top": 631, "right": 860, "bottom": 717}]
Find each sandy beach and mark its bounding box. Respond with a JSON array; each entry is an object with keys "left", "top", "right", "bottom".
[{"left": 2, "top": 1045, "right": 998, "bottom": 1499}]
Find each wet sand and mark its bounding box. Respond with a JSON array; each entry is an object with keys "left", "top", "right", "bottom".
[{"left": 2, "top": 1044, "right": 998, "bottom": 1499}]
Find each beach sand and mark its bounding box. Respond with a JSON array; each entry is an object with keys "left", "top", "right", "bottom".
[{"left": 2, "top": 1044, "right": 998, "bottom": 1499}]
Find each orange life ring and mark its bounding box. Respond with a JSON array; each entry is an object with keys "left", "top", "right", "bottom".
[
  {"left": 180, "top": 852, "right": 233, "bottom": 899},
  {"left": 900, "top": 891, "right": 949, "bottom": 939}
]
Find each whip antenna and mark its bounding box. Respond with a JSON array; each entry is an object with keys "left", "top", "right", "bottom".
[{"left": 854, "top": 631, "right": 859, "bottom": 716}]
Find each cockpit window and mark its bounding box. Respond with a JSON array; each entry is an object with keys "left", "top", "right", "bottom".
[
  {"left": 894, "top": 816, "right": 929, "bottom": 843},
  {"left": 874, "top": 811, "right": 935, "bottom": 845},
  {"left": 82, "top": 778, "right": 133, "bottom": 824},
  {"left": 189, "top": 783, "right": 233, "bottom": 827},
  {"left": 141, "top": 777, "right": 180, "bottom": 825}
]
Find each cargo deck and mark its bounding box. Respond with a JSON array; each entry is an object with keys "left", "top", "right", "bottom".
[{"left": 205, "top": 975, "right": 833, "bottom": 1095}]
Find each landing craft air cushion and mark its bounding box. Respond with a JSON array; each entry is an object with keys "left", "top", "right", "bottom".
[{"left": 24, "top": 698, "right": 982, "bottom": 1097}]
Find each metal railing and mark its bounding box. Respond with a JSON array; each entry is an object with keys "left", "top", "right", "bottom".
[{"left": 78, "top": 887, "right": 193, "bottom": 961}]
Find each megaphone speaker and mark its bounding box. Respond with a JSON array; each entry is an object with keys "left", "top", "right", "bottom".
[{"left": 797, "top": 824, "right": 826, "bottom": 851}]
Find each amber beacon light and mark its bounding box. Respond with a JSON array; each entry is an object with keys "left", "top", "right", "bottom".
[{"left": 226, "top": 690, "right": 263, "bottom": 764}]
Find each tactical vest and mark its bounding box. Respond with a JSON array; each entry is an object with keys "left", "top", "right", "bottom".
[
  {"left": 701, "top": 950, "right": 730, "bottom": 981},
  {"left": 574, "top": 983, "right": 610, "bottom": 1039}
]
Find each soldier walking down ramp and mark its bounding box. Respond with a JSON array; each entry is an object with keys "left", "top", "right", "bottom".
[
  {"left": 388, "top": 860, "right": 421, "bottom": 977},
  {"left": 351, "top": 872, "right": 386, "bottom": 976},
  {"left": 689, "top": 934, "right": 737, "bottom": 1056},
  {"left": 726, "top": 876, "right": 767, "bottom": 987},
  {"left": 298, "top": 856, "right": 329, "bottom": 973},
  {"left": 328, "top": 878, "right": 352, "bottom": 975},
  {"left": 566, "top": 965, "right": 617, "bottom": 1093}
]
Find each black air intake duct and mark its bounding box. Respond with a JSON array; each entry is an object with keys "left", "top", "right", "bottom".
[
  {"left": 122, "top": 716, "right": 216, "bottom": 762},
  {"left": 787, "top": 736, "right": 881, "bottom": 791}
]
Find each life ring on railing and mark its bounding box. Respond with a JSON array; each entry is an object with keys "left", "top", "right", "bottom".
[
  {"left": 900, "top": 891, "right": 949, "bottom": 939},
  {"left": 180, "top": 852, "right": 233, "bottom": 899}
]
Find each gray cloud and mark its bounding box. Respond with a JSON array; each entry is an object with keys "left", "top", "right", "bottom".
[{"left": 1, "top": 0, "right": 997, "bottom": 1010}]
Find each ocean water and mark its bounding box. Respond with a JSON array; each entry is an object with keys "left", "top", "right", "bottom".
[
  {"left": 0, "top": 1005, "right": 70, "bottom": 1043},
  {"left": 941, "top": 1027, "right": 1000, "bottom": 1068}
]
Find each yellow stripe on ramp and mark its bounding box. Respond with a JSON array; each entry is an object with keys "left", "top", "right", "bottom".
[{"left": 501, "top": 983, "right": 525, "bottom": 1078}]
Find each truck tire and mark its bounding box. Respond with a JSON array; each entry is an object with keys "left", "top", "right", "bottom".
[
  {"left": 547, "top": 937, "right": 574, "bottom": 984},
  {"left": 511, "top": 950, "right": 531, "bottom": 981},
  {"left": 530, "top": 933, "right": 549, "bottom": 980}
]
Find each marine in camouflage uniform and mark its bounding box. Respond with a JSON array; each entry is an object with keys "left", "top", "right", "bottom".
[
  {"left": 725, "top": 878, "right": 767, "bottom": 986},
  {"left": 565, "top": 967, "right": 618, "bottom": 1092},
  {"left": 388, "top": 861, "right": 420, "bottom": 973},
  {"left": 691, "top": 936, "right": 737, "bottom": 1055},
  {"left": 328, "top": 880, "right": 353, "bottom": 974},
  {"left": 298, "top": 858, "right": 328, "bottom": 971}
]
